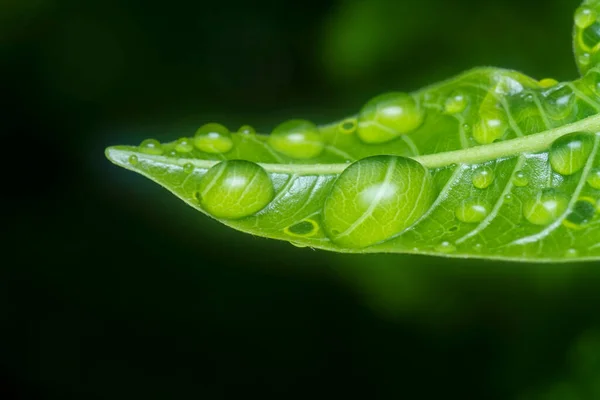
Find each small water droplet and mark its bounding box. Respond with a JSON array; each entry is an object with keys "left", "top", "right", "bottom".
[
  {"left": 175, "top": 137, "right": 194, "bottom": 153},
  {"left": 462, "top": 123, "right": 471, "bottom": 133},
  {"left": 444, "top": 92, "right": 468, "bottom": 114},
  {"left": 435, "top": 241, "right": 456, "bottom": 253},
  {"left": 579, "top": 52, "right": 591, "bottom": 66},
  {"left": 473, "top": 243, "right": 483, "bottom": 252},
  {"left": 455, "top": 199, "right": 490, "bottom": 223},
  {"left": 338, "top": 118, "right": 357, "bottom": 134},
  {"left": 512, "top": 171, "right": 529, "bottom": 187},
  {"left": 549, "top": 132, "right": 594, "bottom": 175},
  {"left": 238, "top": 125, "right": 255, "bottom": 135},
  {"left": 357, "top": 92, "right": 425, "bottom": 144},
  {"left": 563, "top": 198, "right": 597, "bottom": 229},
  {"left": 193, "top": 123, "right": 234, "bottom": 154},
  {"left": 539, "top": 78, "right": 559, "bottom": 88},
  {"left": 268, "top": 119, "right": 324, "bottom": 159},
  {"left": 543, "top": 84, "right": 576, "bottom": 122},
  {"left": 284, "top": 219, "right": 319, "bottom": 237},
  {"left": 565, "top": 248, "right": 579, "bottom": 258},
  {"left": 575, "top": 7, "right": 597, "bottom": 29},
  {"left": 504, "top": 194, "right": 513, "bottom": 203},
  {"left": 472, "top": 166, "right": 495, "bottom": 189},
  {"left": 586, "top": 168, "right": 600, "bottom": 189},
  {"left": 523, "top": 93, "right": 534, "bottom": 102},
  {"left": 523, "top": 188, "right": 569, "bottom": 226},
  {"left": 196, "top": 160, "right": 274, "bottom": 219},
  {"left": 128, "top": 155, "right": 138, "bottom": 165},
  {"left": 183, "top": 163, "right": 194, "bottom": 174},
  {"left": 139, "top": 139, "right": 163, "bottom": 155}
]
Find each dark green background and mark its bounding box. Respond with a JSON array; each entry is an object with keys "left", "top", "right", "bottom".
[{"left": 3, "top": 0, "right": 600, "bottom": 398}]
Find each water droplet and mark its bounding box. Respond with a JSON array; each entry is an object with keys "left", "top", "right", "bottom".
[
  {"left": 543, "top": 84, "right": 576, "bottom": 121},
  {"left": 575, "top": 7, "right": 597, "bottom": 29},
  {"left": 523, "top": 188, "right": 569, "bottom": 226},
  {"left": 563, "top": 197, "right": 597, "bottom": 229},
  {"left": 128, "top": 155, "right": 138, "bottom": 165},
  {"left": 587, "top": 168, "right": 600, "bottom": 189},
  {"left": 504, "top": 194, "right": 514, "bottom": 203},
  {"left": 193, "top": 123, "right": 234, "bottom": 154},
  {"left": 338, "top": 118, "right": 357, "bottom": 134},
  {"left": 175, "top": 137, "right": 194, "bottom": 153},
  {"left": 512, "top": 171, "right": 529, "bottom": 187},
  {"left": 523, "top": 93, "right": 534, "bottom": 102},
  {"left": 455, "top": 199, "right": 490, "bottom": 223},
  {"left": 435, "top": 241, "right": 456, "bottom": 253},
  {"left": 473, "top": 116, "right": 507, "bottom": 144},
  {"left": 462, "top": 123, "right": 471, "bottom": 133},
  {"left": 539, "top": 78, "right": 558, "bottom": 88},
  {"left": 565, "top": 248, "right": 579, "bottom": 258},
  {"left": 322, "top": 156, "right": 436, "bottom": 248},
  {"left": 579, "top": 53, "right": 592, "bottom": 66},
  {"left": 444, "top": 92, "right": 468, "bottom": 114},
  {"left": 238, "top": 125, "right": 255, "bottom": 135},
  {"left": 284, "top": 219, "right": 319, "bottom": 237},
  {"left": 357, "top": 92, "right": 425, "bottom": 144},
  {"left": 183, "top": 163, "right": 194, "bottom": 174},
  {"left": 549, "top": 132, "right": 594, "bottom": 175},
  {"left": 473, "top": 243, "right": 483, "bottom": 252},
  {"left": 139, "top": 139, "right": 163, "bottom": 155},
  {"left": 167, "top": 150, "right": 177, "bottom": 157},
  {"left": 268, "top": 119, "right": 324, "bottom": 159},
  {"left": 472, "top": 166, "right": 495, "bottom": 189},
  {"left": 196, "top": 160, "right": 274, "bottom": 219}
]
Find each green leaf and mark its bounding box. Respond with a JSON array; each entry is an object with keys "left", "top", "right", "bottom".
[{"left": 106, "top": 1, "right": 600, "bottom": 262}]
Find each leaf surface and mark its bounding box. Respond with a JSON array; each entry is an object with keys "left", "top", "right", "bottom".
[{"left": 106, "top": 1, "right": 600, "bottom": 262}]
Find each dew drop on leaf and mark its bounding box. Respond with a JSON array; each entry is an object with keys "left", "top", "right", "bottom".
[
  {"left": 268, "top": 119, "right": 324, "bottom": 159},
  {"left": 504, "top": 194, "right": 514, "bottom": 203},
  {"left": 356, "top": 92, "right": 425, "bottom": 144},
  {"left": 322, "top": 155, "right": 436, "bottom": 248},
  {"left": 575, "top": 7, "right": 597, "bottom": 29},
  {"left": 543, "top": 84, "right": 576, "bottom": 121},
  {"left": 284, "top": 219, "right": 319, "bottom": 237},
  {"left": 139, "top": 139, "right": 163, "bottom": 155},
  {"left": 193, "top": 123, "right": 234, "bottom": 154},
  {"left": 549, "top": 132, "right": 594, "bottom": 175},
  {"left": 512, "top": 171, "right": 529, "bottom": 187},
  {"left": 586, "top": 168, "right": 600, "bottom": 189},
  {"left": 579, "top": 52, "right": 592, "bottom": 66},
  {"left": 183, "top": 163, "right": 194, "bottom": 174},
  {"left": 472, "top": 166, "right": 495, "bottom": 189},
  {"left": 473, "top": 116, "right": 507, "bottom": 144},
  {"left": 455, "top": 199, "right": 490, "bottom": 223},
  {"left": 444, "top": 92, "right": 468, "bottom": 114},
  {"left": 338, "top": 118, "right": 357, "bottom": 134},
  {"left": 523, "top": 188, "right": 569, "bottom": 226},
  {"left": 196, "top": 160, "right": 274, "bottom": 219},
  {"left": 238, "top": 125, "right": 255, "bottom": 135},
  {"left": 128, "top": 155, "right": 138, "bottom": 165},
  {"left": 175, "top": 137, "right": 194, "bottom": 153},
  {"left": 563, "top": 198, "right": 597, "bottom": 229},
  {"left": 435, "top": 241, "right": 456, "bottom": 253}
]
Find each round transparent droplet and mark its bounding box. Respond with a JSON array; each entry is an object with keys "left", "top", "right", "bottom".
[
  {"left": 238, "top": 125, "right": 255, "bottom": 135},
  {"left": 472, "top": 166, "right": 495, "bottom": 189},
  {"left": 579, "top": 53, "right": 591, "bottom": 66},
  {"left": 196, "top": 160, "right": 274, "bottom": 219},
  {"left": 435, "top": 241, "right": 456, "bottom": 253},
  {"left": 473, "top": 243, "right": 483, "bottom": 252},
  {"left": 587, "top": 168, "right": 600, "bottom": 189},
  {"left": 523, "top": 188, "right": 569, "bottom": 226},
  {"left": 193, "top": 123, "right": 234, "bottom": 154},
  {"left": 356, "top": 92, "right": 425, "bottom": 144},
  {"left": 504, "top": 194, "right": 514, "bottom": 203},
  {"left": 175, "top": 137, "right": 194, "bottom": 153},
  {"left": 455, "top": 199, "right": 490, "bottom": 223},
  {"left": 512, "top": 171, "right": 529, "bottom": 187},
  {"left": 267, "top": 119, "right": 324, "bottom": 159},
  {"left": 575, "top": 7, "right": 597, "bottom": 29},
  {"left": 549, "top": 132, "right": 595, "bottom": 175},
  {"left": 183, "top": 163, "right": 194, "bottom": 174},
  {"left": 322, "top": 155, "right": 436, "bottom": 249},
  {"left": 444, "top": 92, "right": 468, "bottom": 114},
  {"left": 563, "top": 198, "right": 597, "bottom": 228},
  {"left": 565, "top": 248, "right": 579, "bottom": 258},
  {"left": 284, "top": 219, "right": 319, "bottom": 237},
  {"left": 128, "top": 155, "right": 139, "bottom": 165},
  {"left": 139, "top": 139, "right": 163, "bottom": 155},
  {"left": 473, "top": 116, "right": 507, "bottom": 144}
]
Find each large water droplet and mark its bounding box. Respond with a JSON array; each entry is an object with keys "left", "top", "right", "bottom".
[
  {"left": 473, "top": 116, "right": 507, "bottom": 144},
  {"left": 512, "top": 171, "right": 529, "bottom": 187},
  {"left": 356, "top": 92, "right": 425, "bottom": 144},
  {"left": 196, "top": 160, "right": 274, "bottom": 219},
  {"left": 139, "top": 139, "right": 163, "bottom": 155},
  {"left": 268, "top": 119, "right": 324, "bottom": 159},
  {"left": 455, "top": 199, "right": 490, "bottom": 223},
  {"left": 587, "top": 168, "right": 600, "bottom": 189},
  {"left": 575, "top": 7, "right": 598, "bottom": 29},
  {"left": 565, "top": 248, "right": 579, "bottom": 258},
  {"left": 563, "top": 198, "right": 597, "bottom": 229},
  {"left": 444, "top": 92, "right": 468, "bottom": 114},
  {"left": 472, "top": 166, "right": 495, "bottom": 189},
  {"left": 322, "top": 155, "right": 436, "bottom": 248},
  {"left": 175, "top": 137, "right": 194, "bottom": 153},
  {"left": 549, "top": 132, "right": 594, "bottom": 175},
  {"left": 193, "top": 123, "right": 234, "bottom": 154},
  {"left": 543, "top": 84, "right": 576, "bottom": 121},
  {"left": 523, "top": 188, "right": 569, "bottom": 226}
]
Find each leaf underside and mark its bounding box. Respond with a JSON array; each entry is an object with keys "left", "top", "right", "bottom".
[{"left": 106, "top": 0, "right": 600, "bottom": 262}]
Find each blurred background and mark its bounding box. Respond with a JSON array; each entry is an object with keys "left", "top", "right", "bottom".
[{"left": 2, "top": 0, "right": 600, "bottom": 398}]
